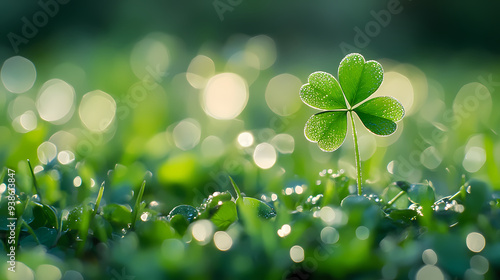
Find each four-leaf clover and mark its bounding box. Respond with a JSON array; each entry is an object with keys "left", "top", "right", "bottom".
[{"left": 300, "top": 53, "right": 405, "bottom": 152}]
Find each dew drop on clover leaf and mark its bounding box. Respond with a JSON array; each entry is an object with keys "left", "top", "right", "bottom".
[{"left": 168, "top": 205, "right": 199, "bottom": 223}]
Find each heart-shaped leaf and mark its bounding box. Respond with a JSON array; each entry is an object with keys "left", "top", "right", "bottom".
[
  {"left": 300, "top": 71, "right": 347, "bottom": 110},
  {"left": 304, "top": 111, "right": 347, "bottom": 152},
  {"left": 354, "top": 96, "right": 405, "bottom": 135},
  {"left": 338, "top": 53, "right": 383, "bottom": 107}
]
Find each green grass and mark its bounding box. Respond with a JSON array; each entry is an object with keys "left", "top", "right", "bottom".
[{"left": 1, "top": 38, "right": 500, "bottom": 280}]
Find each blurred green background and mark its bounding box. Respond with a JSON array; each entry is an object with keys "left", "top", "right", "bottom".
[
  {"left": 1, "top": 0, "right": 499, "bottom": 191},
  {"left": 1, "top": 1, "right": 500, "bottom": 278}
]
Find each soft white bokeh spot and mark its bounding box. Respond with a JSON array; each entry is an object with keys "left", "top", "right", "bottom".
[
  {"left": 203, "top": 73, "right": 248, "bottom": 120},
  {"left": 271, "top": 134, "right": 295, "bottom": 154},
  {"left": 186, "top": 55, "right": 215, "bottom": 89},
  {"left": 37, "top": 79, "right": 75, "bottom": 124},
  {"left": 265, "top": 74, "right": 302, "bottom": 116},
  {"left": 214, "top": 231, "right": 233, "bottom": 251},
  {"left": 35, "top": 264, "right": 62, "bottom": 280},
  {"left": 1, "top": 56, "right": 37, "bottom": 93},
  {"left": 130, "top": 34, "right": 170, "bottom": 79},
  {"left": 290, "top": 245, "right": 305, "bottom": 263},
  {"left": 253, "top": 143, "right": 277, "bottom": 169},
  {"left": 237, "top": 132, "right": 254, "bottom": 147},
  {"left": 38, "top": 141, "right": 57, "bottom": 165},
  {"left": 79, "top": 90, "right": 116, "bottom": 132},
  {"left": 173, "top": 118, "right": 201, "bottom": 151},
  {"left": 466, "top": 232, "right": 486, "bottom": 253}
]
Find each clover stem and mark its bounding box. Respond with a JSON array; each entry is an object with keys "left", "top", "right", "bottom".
[{"left": 349, "top": 110, "right": 362, "bottom": 195}]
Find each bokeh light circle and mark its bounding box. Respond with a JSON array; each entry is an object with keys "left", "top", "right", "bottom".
[
  {"left": 79, "top": 90, "right": 116, "bottom": 132},
  {"left": 265, "top": 74, "right": 302, "bottom": 116},
  {"left": 253, "top": 143, "right": 277, "bottom": 169},
  {"left": 1, "top": 56, "right": 37, "bottom": 93},
  {"left": 203, "top": 73, "right": 248, "bottom": 120},
  {"left": 36, "top": 79, "right": 75, "bottom": 124}
]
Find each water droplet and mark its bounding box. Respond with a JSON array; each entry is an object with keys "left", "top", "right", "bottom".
[{"left": 168, "top": 205, "right": 199, "bottom": 223}]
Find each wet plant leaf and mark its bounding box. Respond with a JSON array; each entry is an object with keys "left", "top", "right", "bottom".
[
  {"left": 388, "top": 209, "right": 418, "bottom": 221},
  {"left": 300, "top": 53, "right": 404, "bottom": 158},
  {"left": 230, "top": 177, "right": 276, "bottom": 219},
  {"left": 300, "top": 71, "right": 346, "bottom": 110},
  {"left": 198, "top": 191, "right": 234, "bottom": 219},
  {"left": 407, "top": 183, "right": 435, "bottom": 206},
  {"left": 304, "top": 111, "right": 348, "bottom": 152},
  {"left": 210, "top": 201, "right": 237, "bottom": 230},
  {"left": 102, "top": 204, "right": 132, "bottom": 227},
  {"left": 169, "top": 214, "right": 190, "bottom": 235},
  {"left": 338, "top": 53, "right": 383, "bottom": 107},
  {"left": 168, "top": 205, "right": 199, "bottom": 223},
  {"left": 91, "top": 215, "right": 112, "bottom": 242},
  {"left": 354, "top": 96, "right": 405, "bottom": 135},
  {"left": 20, "top": 227, "right": 58, "bottom": 248}
]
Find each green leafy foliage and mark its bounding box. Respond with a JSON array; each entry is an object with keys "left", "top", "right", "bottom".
[
  {"left": 300, "top": 53, "right": 406, "bottom": 195},
  {"left": 1, "top": 163, "right": 500, "bottom": 280},
  {"left": 300, "top": 53, "right": 405, "bottom": 152},
  {"left": 230, "top": 177, "right": 277, "bottom": 219}
]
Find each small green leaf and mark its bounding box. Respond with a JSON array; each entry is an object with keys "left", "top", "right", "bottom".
[
  {"left": 305, "top": 111, "right": 348, "bottom": 152},
  {"left": 210, "top": 201, "right": 237, "bottom": 230},
  {"left": 169, "top": 214, "right": 190, "bottom": 235},
  {"left": 132, "top": 179, "right": 147, "bottom": 229},
  {"left": 198, "top": 191, "right": 234, "bottom": 219},
  {"left": 299, "top": 71, "right": 346, "bottom": 110},
  {"left": 136, "top": 218, "right": 176, "bottom": 242},
  {"left": 388, "top": 209, "right": 418, "bottom": 221},
  {"left": 241, "top": 197, "right": 276, "bottom": 219},
  {"left": 338, "top": 53, "right": 383, "bottom": 107},
  {"left": 91, "top": 215, "right": 112, "bottom": 242},
  {"left": 20, "top": 227, "right": 58, "bottom": 248},
  {"left": 462, "top": 179, "right": 491, "bottom": 217},
  {"left": 102, "top": 204, "right": 132, "bottom": 227},
  {"left": 354, "top": 96, "right": 404, "bottom": 135},
  {"left": 167, "top": 205, "right": 199, "bottom": 223},
  {"left": 407, "top": 183, "right": 435, "bottom": 206},
  {"left": 230, "top": 177, "right": 276, "bottom": 219},
  {"left": 65, "top": 206, "right": 90, "bottom": 231},
  {"left": 42, "top": 204, "right": 58, "bottom": 230}
]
